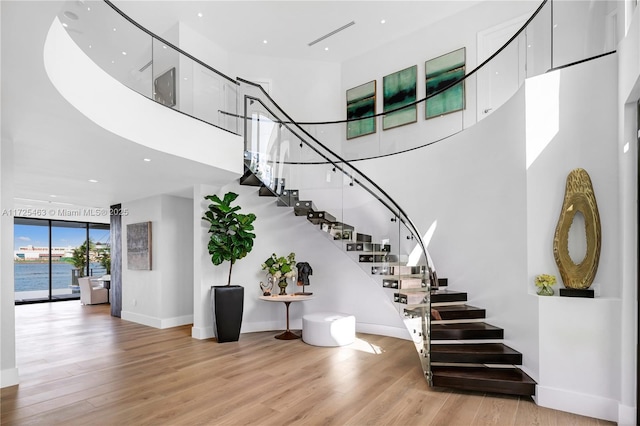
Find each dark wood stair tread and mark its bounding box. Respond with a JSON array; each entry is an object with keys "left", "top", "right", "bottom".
[
  {"left": 432, "top": 305, "right": 485, "bottom": 320},
  {"left": 431, "top": 343, "right": 522, "bottom": 364},
  {"left": 431, "top": 366, "right": 536, "bottom": 396},
  {"left": 431, "top": 322, "right": 504, "bottom": 340},
  {"left": 431, "top": 289, "right": 467, "bottom": 303}
]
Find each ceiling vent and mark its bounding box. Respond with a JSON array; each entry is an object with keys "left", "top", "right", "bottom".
[{"left": 308, "top": 21, "right": 356, "bottom": 47}]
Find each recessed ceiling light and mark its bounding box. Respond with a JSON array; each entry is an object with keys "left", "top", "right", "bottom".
[
  {"left": 143, "top": 158, "right": 151, "bottom": 162},
  {"left": 111, "top": 60, "right": 115, "bottom": 64},
  {"left": 197, "top": 12, "right": 203, "bottom": 18},
  {"left": 263, "top": 40, "right": 268, "bottom": 44},
  {"left": 88, "top": 179, "right": 98, "bottom": 183},
  {"left": 162, "top": 45, "right": 167, "bottom": 49},
  {"left": 62, "top": 22, "right": 68, "bottom": 28},
  {"left": 183, "top": 77, "right": 188, "bottom": 80},
  {"left": 88, "top": 44, "right": 92, "bottom": 49},
  {"left": 50, "top": 195, "right": 57, "bottom": 198},
  {"left": 87, "top": 6, "right": 91, "bottom": 11},
  {"left": 122, "top": 51, "right": 127, "bottom": 56},
  {"left": 325, "top": 47, "right": 329, "bottom": 51},
  {"left": 380, "top": 19, "right": 386, "bottom": 24},
  {"left": 113, "top": 27, "right": 117, "bottom": 32}
]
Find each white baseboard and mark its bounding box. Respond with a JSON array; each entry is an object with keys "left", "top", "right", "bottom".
[
  {"left": 191, "top": 325, "right": 214, "bottom": 340},
  {"left": 618, "top": 403, "right": 637, "bottom": 426},
  {"left": 193, "top": 321, "right": 412, "bottom": 342},
  {"left": 160, "top": 315, "right": 193, "bottom": 329},
  {"left": 1, "top": 368, "right": 19, "bottom": 388},
  {"left": 536, "top": 385, "right": 619, "bottom": 422},
  {"left": 242, "top": 320, "right": 286, "bottom": 333},
  {"left": 121, "top": 311, "right": 193, "bottom": 329},
  {"left": 240, "top": 320, "right": 411, "bottom": 341}
]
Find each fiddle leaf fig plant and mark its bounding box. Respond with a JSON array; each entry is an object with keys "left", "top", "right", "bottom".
[{"left": 203, "top": 192, "right": 257, "bottom": 286}]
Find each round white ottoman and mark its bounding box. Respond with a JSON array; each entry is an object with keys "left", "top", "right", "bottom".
[{"left": 302, "top": 312, "right": 356, "bottom": 347}]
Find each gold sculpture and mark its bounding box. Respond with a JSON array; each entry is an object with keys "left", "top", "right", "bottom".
[{"left": 553, "top": 168, "right": 601, "bottom": 289}]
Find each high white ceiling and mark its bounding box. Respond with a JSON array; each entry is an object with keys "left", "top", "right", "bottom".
[
  {"left": 2, "top": 0, "right": 494, "bottom": 214},
  {"left": 110, "top": 1, "right": 484, "bottom": 63}
]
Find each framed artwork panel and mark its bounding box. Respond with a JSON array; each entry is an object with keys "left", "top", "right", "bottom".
[
  {"left": 127, "top": 221, "right": 152, "bottom": 270},
  {"left": 383, "top": 65, "right": 417, "bottom": 130},
  {"left": 425, "top": 47, "right": 466, "bottom": 119},
  {"left": 154, "top": 67, "right": 176, "bottom": 107},
  {"left": 346, "top": 80, "right": 377, "bottom": 139}
]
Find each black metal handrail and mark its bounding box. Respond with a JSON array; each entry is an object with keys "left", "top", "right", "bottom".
[{"left": 239, "top": 77, "right": 432, "bottom": 275}]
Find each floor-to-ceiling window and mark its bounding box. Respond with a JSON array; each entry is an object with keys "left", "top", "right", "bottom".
[
  {"left": 13, "top": 218, "right": 110, "bottom": 304},
  {"left": 13, "top": 218, "right": 51, "bottom": 302}
]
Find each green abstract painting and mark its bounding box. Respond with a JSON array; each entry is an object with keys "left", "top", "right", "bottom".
[
  {"left": 383, "top": 65, "right": 417, "bottom": 130},
  {"left": 346, "top": 80, "right": 376, "bottom": 139},
  {"left": 425, "top": 48, "right": 466, "bottom": 119}
]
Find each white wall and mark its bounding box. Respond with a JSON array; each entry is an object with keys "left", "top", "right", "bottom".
[
  {"left": 121, "top": 194, "right": 194, "bottom": 328},
  {"left": 192, "top": 183, "right": 408, "bottom": 340},
  {"left": 177, "top": 22, "right": 239, "bottom": 132},
  {"left": 616, "top": 4, "right": 639, "bottom": 424},
  {"left": 351, "top": 53, "right": 623, "bottom": 422},
  {"left": 357, "top": 81, "right": 536, "bottom": 373},
  {"left": 338, "top": 1, "right": 538, "bottom": 159},
  {"left": 1, "top": 137, "right": 19, "bottom": 388},
  {"left": 229, "top": 53, "right": 342, "bottom": 123},
  {"left": 525, "top": 55, "right": 621, "bottom": 422}
]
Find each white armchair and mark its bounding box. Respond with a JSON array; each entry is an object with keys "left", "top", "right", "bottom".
[{"left": 78, "top": 277, "right": 109, "bottom": 305}]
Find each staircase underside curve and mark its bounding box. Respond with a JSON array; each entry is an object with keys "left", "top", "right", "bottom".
[{"left": 43, "top": 16, "right": 243, "bottom": 179}]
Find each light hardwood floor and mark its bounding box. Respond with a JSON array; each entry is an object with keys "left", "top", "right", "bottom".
[{"left": 2, "top": 301, "right": 613, "bottom": 425}]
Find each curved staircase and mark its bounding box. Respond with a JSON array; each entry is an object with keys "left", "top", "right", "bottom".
[
  {"left": 240, "top": 164, "right": 535, "bottom": 397},
  {"left": 85, "top": 0, "right": 589, "bottom": 399}
]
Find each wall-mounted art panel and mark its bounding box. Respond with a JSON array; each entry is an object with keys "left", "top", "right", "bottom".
[
  {"left": 127, "top": 221, "right": 152, "bottom": 270},
  {"left": 383, "top": 65, "right": 417, "bottom": 130},
  {"left": 154, "top": 67, "right": 176, "bottom": 107},
  {"left": 425, "top": 48, "right": 466, "bottom": 119},
  {"left": 346, "top": 80, "right": 376, "bottom": 139}
]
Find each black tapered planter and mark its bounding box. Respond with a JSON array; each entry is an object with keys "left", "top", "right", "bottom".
[{"left": 211, "top": 285, "right": 244, "bottom": 342}]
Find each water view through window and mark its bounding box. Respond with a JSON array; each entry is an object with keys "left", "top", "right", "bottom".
[{"left": 14, "top": 218, "right": 110, "bottom": 303}]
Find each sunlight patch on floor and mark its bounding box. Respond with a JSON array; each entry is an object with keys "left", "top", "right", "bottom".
[{"left": 349, "top": 337, "right": 384, "bottom": 354}]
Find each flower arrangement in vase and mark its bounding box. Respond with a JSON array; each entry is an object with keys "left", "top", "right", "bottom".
[
  {"left": 535, "top": 274, "right": 557, "bottom": 296},
  {"left": 261, "top": 252, "right": 296, "bottom": 295}
]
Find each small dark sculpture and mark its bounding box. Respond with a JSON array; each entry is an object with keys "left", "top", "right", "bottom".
[{"left": 295, "top": 262, "right": 313, "bottom": 295}]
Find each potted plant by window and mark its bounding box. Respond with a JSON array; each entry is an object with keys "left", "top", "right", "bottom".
[
  {"left": 67, "top": 239, "right": 94, "bottom": 289},
  {"left": 202, "top": 192, "right": 257, "bottom": 342}
]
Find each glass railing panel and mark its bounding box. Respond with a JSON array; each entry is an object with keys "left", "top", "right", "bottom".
[
  {"left": 298, "top": 92, "right": 465, "bottom": 162},
  {"left": 151, "top": 39, "right": 180, "bottom": 108},
  {"left": 59, "top": 0, "right": 239, "bottom": 135},
  {"left": 552, "top": 0, "right": 617, "bottom": 68},
  {"left": 476, "top": 31, "right": 526, "bottom": 122},
  {"left": 59, "top": 0, "right": 153, "bottom": 98},
  {"left": 157, "top": 41, "right": 239, "bottom": 132},
  {"left": 397, "top": 220, "right": 430, "bottom": 379},
  {"left": 525, "top": 0, "right": 552, "bottom": 78}
]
